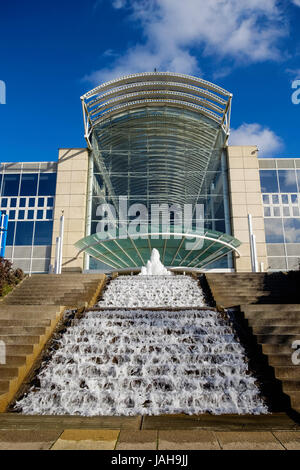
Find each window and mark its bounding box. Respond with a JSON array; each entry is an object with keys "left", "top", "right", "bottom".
[
  {"left": 2, "top": 174, "right": 20, "bottom": 196},
  {"left": 29, "top": 198, "right": 35, "bottom": 207},
  {"left": 38, "top": 173, "right": 57, "bottom": 196},
  {"left": 38, "top": 198, "right": 44, "bottom": 207},
  {"left": 47, "top": 197, "right": 54, "bottom": 206},
  {"left": 1, "top": 198, "right": 7, "bottom": 208},
  {"left": 264, "top": 218, "right": 284, "bottom": 243},
  {"left": 6, "top": 221, "right": 15, "bottom": 245},
  {"left": 291, "top": 194, "right": 298, "bottom": 204},
  {"left": 20, "top": 174, "right": 38, "bottom": 196},
  {"left": 46, "top": 210, "right": 53, "bottom": 219},
  {"left": 37, "top": 210, "right": 43, "bottom": 219},
  {"left": 18, "top": 210, "right": 25, "bottom": 220},
  {"left": 34, "top": 221, "right": 53, "bottom": 245},
  {"left": 281, "top": 195, "right": 288, "bottom": 204},
  {"left": 19, "top": 198, "right": 26, "bottom": 207},
  {"left": 9, "top": 210, "right": 15, "bottom": 220},
  {"left": 273, "top": 207, "right": 281, "bottom": 217},
  {"left": 278, "top": 170, "right": 298, "bottom": 193},
  {"left": 14, "top": 221, "right": 34, "bottom": 245},
  {"left": 10, "top": 198, "right": 17, "bottom": 208},
  {"left": 262, "top": 195, "right": 270, "bottom": 204},
  {"left": 264, "top": 207, "right": 271, "bottom": 217},
  {"left": 283, "top": 218, "right": 300, "bottom": 243},
  {"left": 259, "top": 170, "right": 278, "bottom": 193},
  {"left": 28, "top": 210, "right": 34, "bottom": 220},
  {"left": 272, "top": 195, "right": 279, "bottom": 204}
]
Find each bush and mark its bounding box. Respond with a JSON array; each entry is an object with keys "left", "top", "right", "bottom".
[{"left": 0, "top": 257, "right": 25, "bottom": 297}]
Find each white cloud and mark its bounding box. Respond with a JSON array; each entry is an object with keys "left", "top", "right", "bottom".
[
  {"left": 292, "top": 0, "right": 300, "bottom": 6},
  {"left": 230, "top": 123, "right": 284, "bottom": 156},
  {"left": 86, "top": 0, "right": 288, "bottom": 83}
]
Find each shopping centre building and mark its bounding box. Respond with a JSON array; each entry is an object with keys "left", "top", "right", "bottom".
[{"left": 0, "top": 72, "right": 299, "bottom": 274}]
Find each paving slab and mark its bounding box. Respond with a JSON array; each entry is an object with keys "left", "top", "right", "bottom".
[
  {"left": 215, "top": 431, "right": 285, "bottom": 450},
  {"left": 158, "top": 430, "right": 220, "bottom": 450},
  {"left": 273, "top": 431, "right": 300, "bottom": 450},
  {"left": 116, "top": 430, "right": 157, "bottom": 450},
  {"left": 0, "top": 429, "right": 61, "bottom": 450},
  {"left": 51, "top": 429, "right": 119, "bottom": 450}
]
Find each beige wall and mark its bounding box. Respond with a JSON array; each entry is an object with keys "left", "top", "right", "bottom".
[
  {"left": 227, "top": 146, "right": 268, "bottom": 272},
  {"left": 51, "top": 148, "right": 89, "bottom": 271}
]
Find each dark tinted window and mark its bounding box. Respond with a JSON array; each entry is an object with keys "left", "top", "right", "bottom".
[
  {"left": 20, "top": 174, "right": 38, "bottom": 196},
  {"left": 278, "top": 170, "right": 298, "bottom": 193},
  {"left": 6, "top": 221, "right": 15, "bottom": 245},
  {"left": 15, "top": 221, "right": 34, "bottom": 245},
  {"left": 38, "top": 173, "right": 57, "bottom": 195},
  {"left": 2, "top": 174, "right": 20, "bottom": 196},
  {"left": 34, "top": 221, "right": 53, "bottom": 245}
]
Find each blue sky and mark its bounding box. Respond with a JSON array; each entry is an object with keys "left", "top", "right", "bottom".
[{"left": 0, "top": 0, "right": 300, "bottom": 162}]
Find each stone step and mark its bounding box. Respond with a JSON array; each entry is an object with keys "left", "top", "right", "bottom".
[
  {"left": 0, "top": 380, "right": 9, "bottom": 393},
  {"left": 5, "top": 345, "right": 34, "bottom": 355},
  {"left": 248, "top": 317, "right": 300, "bottom": 327},
  {"left": 0, "top": 326, "right": 46, "bottom": 336},
  {"left": 0, "top": 319, "right": 51, "bottom": 327},
  {"left": 4, "top": 356, "right": 27, "bottom": 366},
  {"left": 0, "top": 366, "right": 19, "bottom": 378},
  {"left": 274, "top": 367, "right": 300, "bottom": 381},
  {"left": 257, "top": 334, "right": 300, "bottom": 345},
  {"left": 282, "top": 380, "right": 300, "bottom": 392},
  {"left": 0, "top": 335, "right": 40, "bottom": 345},
  {"left": 252, "top": 326, "right": 300, "bottom": 335},
  {"left": 262, "top": 344, "right": 295, "bottom": 355},
  {"left": 267, "top": 354, "right": 297, "bottom": 366},
  {"left": 0, "top": 311, "right": 59, "bottom": 320},
  {"left": 242, "top": 304, "right": 300, "bottom": 313},
  {"left": 244, "top": 311, "right": 300, "bottom": 320},
  {"left": 289, "top": 391, "right": 300, "bottom": 409}
]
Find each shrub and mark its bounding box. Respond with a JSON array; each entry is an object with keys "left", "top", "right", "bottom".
[{"left": 0, "top": 257, "right": 25, "bottom": 297}]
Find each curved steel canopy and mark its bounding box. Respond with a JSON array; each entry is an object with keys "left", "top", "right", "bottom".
[
  {"left": 75, "top": 229, "right": 241, "bottom": 271},
  {"left": 81, "top": 72, "right": 232, "bottom": 149}
]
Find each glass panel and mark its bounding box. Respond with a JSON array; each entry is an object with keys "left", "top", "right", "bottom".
[
  {"left": 1, "top": 198, "right": 7, "bottom": 208},
  {"left": 273, "top": 207, "right": 280, "bottom": 216},
  {"left": 29, "top": 198, "right": 35, "bottom": 207},
  {"left": 291, "top": 194, "right": 298, "bottom": 204},
  {"left": 282, "top": 206, "right": 290, "bottom": 216},
  {"left": 10, "top": 198, "right": 17, "bottom": 208},
  {"left": 296, "top": 170, "right": 300, "bottom": 190},
  {"left": 283, "top": 218, "right": 300, "bottom": 243},
  {"left": 18, "top": 210, "right": 25, "bottom": 220},
  {"left": 293, "top": 207, "right": 300, "bottom": 216},
  {"left": 278, "top": 170, "right": 298, "bottom": 193},
  {"left": 6, "top": 221, "right": 15, "bottom": 245},
  {"left": 264, "top": 218, "right": 284, "bottom": 243},
  {"left": 19, "top": 198, "right": 26, "bottom": 207},
  {"left": 272, "top": 195, "right": 279, "bottom": 204},
  {"left": 262, "top": 195, "right": 270, "bottom": 204},
  {"left": 259, "top": 170, "right": 278, "bottom": 193},
  {"left": 20, "top": 173, "right": 38, "bottom": 196},
  {"left": 38, "top": 198, "right": 44, "bottom": 207},
  {"left": 34, "top": 221, "right": 53, "bottom": 245},
  {"left": 46, "top": 210, "right": 53, "bottom": 219},
  {"left": 2, "top": 174, "right": 20, "bottom": 196},
  {"left": 28, "top": 210, "right": 34, "bottom": 220},
  {"left": 9, "top": 210, "right": 15, "bottom": 220},
  {"left": 47, "top": 197, "right": 54, "bottom": 206},
  {"left": 37, "top": 210, "right": 43, "bottom": 219},
  {"left": 281, "top": 195, "right": 288, "bottom": 204},
  {"left": 264, "top": 207, "right": 271, "bottom": 217},
  {"left": 15, "top": 221, "right": 34, "bottom": 245},
  {"left": 38, "top": 173, "right": 57, "bottom": 195}
]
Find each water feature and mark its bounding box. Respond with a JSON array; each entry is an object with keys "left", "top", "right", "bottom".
[
  {"left": 98, "top": 275, "right": 205, "bottom": 308},
  {"left": 140, "top": 248, "right": 172, "bottom": 276}
]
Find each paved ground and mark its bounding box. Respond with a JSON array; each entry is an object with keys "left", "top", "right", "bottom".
[{"left": 0, "top": 413, "right": 300, "bottom": 450}]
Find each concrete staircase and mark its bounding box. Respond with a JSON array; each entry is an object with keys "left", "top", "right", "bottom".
[
  {"left": 241, "top": 304, "right": 300, "bottom": 414},
  {"left": 0, "top": 274, "right": 106, "bottom": 412},
  {"left": 205, "top": 273, "right": 300, "bottom": 309}
]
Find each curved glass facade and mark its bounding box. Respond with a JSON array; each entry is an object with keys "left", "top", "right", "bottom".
[{"left": 77, "top": 72, "right": 240, "bottom": 271}]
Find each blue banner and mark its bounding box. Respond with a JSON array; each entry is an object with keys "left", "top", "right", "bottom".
[{"left": 0, "top": 212, "right": 8, "bottom": 258}]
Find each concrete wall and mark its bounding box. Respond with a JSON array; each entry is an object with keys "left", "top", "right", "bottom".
[
  {"left": 227, "top": 146, "right": 268, "bottom": 272},
  {"left": 51, "top": 148, "right": 89, "bottom": 272}
]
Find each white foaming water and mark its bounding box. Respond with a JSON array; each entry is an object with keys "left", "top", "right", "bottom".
[
  {"left": 140, "top": 248, "right": 172, "bottom": 276},
  {"left": 99, "top": 275, "right": 205, "bottom": 308},
  {"left": 15, "top": 308, "right": 267, "bottom": 416}
]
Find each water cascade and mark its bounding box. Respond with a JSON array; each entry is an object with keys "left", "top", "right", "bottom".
[
  {"left": 139, "top": 248, "right": 172, "bottom": 276},
  {"left": 15, "top": 274, "right": 268, "bottom": 416}
]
